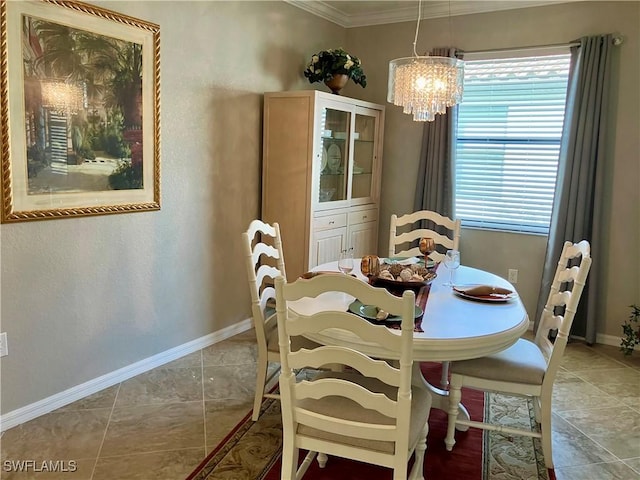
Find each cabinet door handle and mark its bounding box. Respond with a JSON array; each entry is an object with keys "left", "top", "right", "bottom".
[
  {"left": 329, "top": 221, "right": 335, "bottom": 225},
  {"left": 363, "top": 215, "right": 368, "bottom": 219}
]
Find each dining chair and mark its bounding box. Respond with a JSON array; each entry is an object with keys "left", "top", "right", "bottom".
[
  {"left": 388, "top": 210, "right": 461, "bottom": 263},
  {"left": 389, "top": 209, "right": 461, "bottom": 389},
  {"left": 242, "top": 219, "right": 318, "bottom": 421},
  {"left": 275, "top": 273, "right": 432, "bottom": 480},
  {"left": 444, "top": 240, "right": 592, "bottom": 469}
]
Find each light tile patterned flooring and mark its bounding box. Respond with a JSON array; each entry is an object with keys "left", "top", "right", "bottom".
[{"left": 1, "top": 330, "right": 639, "bottom": 480}]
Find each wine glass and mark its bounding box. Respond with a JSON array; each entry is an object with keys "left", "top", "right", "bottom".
[
  {"left": 443, "top": 249, "right": 461, "bottom": 287},
  {"left": 338, "top": 249, "right": 354, "bottom": 275},
  {"left": 419, "top": 237, "right": 436, "bottom": 268}
]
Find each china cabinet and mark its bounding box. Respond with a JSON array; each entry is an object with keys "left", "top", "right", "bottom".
[{"left": 262, "top": 90, "right": 384, "bottom": 279}]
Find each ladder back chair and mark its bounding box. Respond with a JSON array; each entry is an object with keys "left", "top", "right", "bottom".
[
  {"left": 389, "top": 209, "right": 461, "bottom": 389},
  {"left": 275, "top": 274, "right": 432, "bottom": 480},
  {"left": 242, "top": 219, "right": 317, "bottom": 421},
  {"left": 389, "top": 210, "right": 460, "bottom": 264},
  {"left": 444, "top": 240, "right": 592, "bottom": 469}
]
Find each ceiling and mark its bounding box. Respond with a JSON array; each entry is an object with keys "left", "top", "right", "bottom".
[{"left": 286, "top": 1, "right": 573, "bottom": 28}]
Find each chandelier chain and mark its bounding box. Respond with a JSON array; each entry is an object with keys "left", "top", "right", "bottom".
[
  {"left": 448, "top": 0, "right": 453, "bottom": 49},
  {"left": 412, "top": 0, "right": 422, "bottom": 58}
]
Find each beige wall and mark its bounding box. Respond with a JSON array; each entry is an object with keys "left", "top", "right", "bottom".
[
  {"left": 1, "top": 0, "right": 638, "bottom": 417},
  {"left": 0, "top": 1, "right": 344, "bottom": 414},
  {"left": 346, "top": 1, "right": 640, "bottom": 337}
]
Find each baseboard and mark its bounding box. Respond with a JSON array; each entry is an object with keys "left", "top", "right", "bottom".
[
  {"left": 569, "top": 332, "right": 621, "bottom": 348},
  {"left": 527, "top": 319, "right": 621, "bottom": 349},
  {"left": 595, "top": 332, "right": 622, "bottom": 348},
  {"left": 0, "top": 319, "right": 253, "bottom": 432}
]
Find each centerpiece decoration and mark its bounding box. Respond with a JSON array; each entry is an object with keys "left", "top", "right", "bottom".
[
  {"left": 304, "top": 48, "right": 367, "bottom": 94},
  {"left": 361, "top": 255, "right": 436, "bottom": 295}
]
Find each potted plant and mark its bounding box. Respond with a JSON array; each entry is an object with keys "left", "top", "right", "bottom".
[
  {"left": 620, "top": 304, "right": 640, "bottom": 356},
  {"left": 304, "top": 48, "right": 367, "bottom": 94}
]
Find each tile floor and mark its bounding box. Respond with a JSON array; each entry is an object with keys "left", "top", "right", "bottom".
[{"left": 1, "top": 330, "right": 639, "bottom": 480}]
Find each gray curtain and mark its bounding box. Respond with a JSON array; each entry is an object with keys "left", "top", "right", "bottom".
[
  {"left": 534, "top": 35, "right": 614, "bottom": 343},
  {"left": 413, "top": 47, "right": 462, "bottom": 220}
]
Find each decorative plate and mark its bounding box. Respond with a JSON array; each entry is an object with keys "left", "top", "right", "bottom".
[
  {"left": 327, "top": 144, "right": 342, "bottom": 174},
  {"left": 321, "top": 147, "right": 328, "bottom": 172},
  {"left": 384, "top": 257, "right": 436, "bottom": 268},
  {"left": 452, "top": 284, "right": 518, "bottom": 303},
  {"left": 348, "top": 300, "right": 422, "bottom": 323},
  {"left": 384, "top": 257, "right": 420, "bottom": 265}
]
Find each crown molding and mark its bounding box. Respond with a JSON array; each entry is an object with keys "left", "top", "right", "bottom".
[
  {"left": 286, "top": 0, "right": 353, "bottom": 27},
  {"left": 286, "top": 1, "right": 574, "bottom": 28}
]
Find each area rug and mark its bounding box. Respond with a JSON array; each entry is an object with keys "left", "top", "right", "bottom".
[{"left": 187, "top": 364, "right": 552, "bottom": 480}]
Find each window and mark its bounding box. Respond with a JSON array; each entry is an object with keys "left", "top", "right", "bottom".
[{"left": 454, "top": 51, "right": 571, "bottom": 234}]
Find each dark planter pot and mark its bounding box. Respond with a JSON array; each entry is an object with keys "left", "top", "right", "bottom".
[{"left": 324, "top": 74, "right": 349, "bottom": 94}]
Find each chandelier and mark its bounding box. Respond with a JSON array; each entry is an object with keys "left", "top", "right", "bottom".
[
  {"left": 387, "top": 0, "right": 464, "bottom": 122},
  {"left": 41, "top": 80, "right": 86, "bottom": 115}
]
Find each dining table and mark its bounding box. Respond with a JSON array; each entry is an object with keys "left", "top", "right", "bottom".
[{"left": 288, "top": 258, "right": 530, "bottom": 421}]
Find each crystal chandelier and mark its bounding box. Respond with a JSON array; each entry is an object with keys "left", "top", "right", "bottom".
[
  {"left": 41, "top": 80, "right": 86, "bottom": 115},
  {"left": 387, "top": 0, "right": 464, "bottom": 122}
]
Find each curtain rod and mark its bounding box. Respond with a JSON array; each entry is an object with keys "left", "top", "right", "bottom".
[{"left": 460, "top": 35, "right": 623, "bottom": 56}]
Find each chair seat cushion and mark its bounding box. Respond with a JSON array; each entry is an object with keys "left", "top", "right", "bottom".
[
  {"left": 296, "top": 371, "right": 431, "bottom": 454},
  {"left": 450, "top": 339, "right": 547, "bottom": 385}
]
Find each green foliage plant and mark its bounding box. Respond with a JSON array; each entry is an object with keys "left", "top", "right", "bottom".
[
  {"left": 304, "top": 48, "right": 367, "bottom": 88},
  {"left": 109, "top": 161, "right": 142, "bottom": 190},
  {"left": 620, "top": 304, "right": 640, "bottom": 356}
]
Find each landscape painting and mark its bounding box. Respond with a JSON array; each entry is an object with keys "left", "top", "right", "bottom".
[{"left": 1, "top": 0, "right": 160, "bottom": 222}]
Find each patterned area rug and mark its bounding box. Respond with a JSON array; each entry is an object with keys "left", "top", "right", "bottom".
[
  {"left": 187, "top": 373, "right": 551, "bottom": 480},
  {"left": 186, "top": 398, "right": 283, "bottom": 480},
  {"left": 483, "top": 393, "right": 551, "bottom": 480}
]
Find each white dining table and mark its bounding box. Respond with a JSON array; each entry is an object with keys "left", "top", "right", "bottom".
[{"left": 288, "top": 259, "right": 529, "bottom": 416}]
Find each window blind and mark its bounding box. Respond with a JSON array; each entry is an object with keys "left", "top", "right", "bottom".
[{"left": 454, "top": 54, "right": 571, "bottom": 234}]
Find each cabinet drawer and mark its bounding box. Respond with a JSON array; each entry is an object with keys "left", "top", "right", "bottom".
[
  {"left": 314, "top": 213, "right": 347, "bottom": 230},
  {"left": 348, "top": 208, "right": 377, "bottom": 225}
]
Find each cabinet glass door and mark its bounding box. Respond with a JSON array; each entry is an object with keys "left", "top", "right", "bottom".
[
  {"left": 351, "top": 110, "right": 377, "bottom": 202},
  {"left": 319, "top": 108, "right": 350, "bottom": 204}
]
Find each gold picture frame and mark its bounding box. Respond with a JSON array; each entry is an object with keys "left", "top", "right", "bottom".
[{"left": 0, "top": 0, "right": 160, "bottom": 222}]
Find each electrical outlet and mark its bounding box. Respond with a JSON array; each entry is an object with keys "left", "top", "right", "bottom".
[
  {"left": 0, "top": 332, "right": 7, "bottom": 357},
  {"left": 508, "top": 269, "right": 518, "bottom": 284}
]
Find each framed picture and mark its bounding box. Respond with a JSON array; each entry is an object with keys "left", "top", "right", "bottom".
[{"left": 0, "top": 0, "right": 160, "bottom": 222}]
